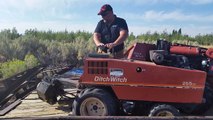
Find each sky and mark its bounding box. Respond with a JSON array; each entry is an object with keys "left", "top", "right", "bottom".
[{"left": 0, "top": 0, "right": 213, "bottom": 37}]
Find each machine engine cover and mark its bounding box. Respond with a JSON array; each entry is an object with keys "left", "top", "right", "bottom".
[{"left": 127, "top": 43, "right": 156, "bottom": 61}]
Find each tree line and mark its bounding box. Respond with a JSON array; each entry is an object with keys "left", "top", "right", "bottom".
[{"left": 0, "top": 27, "right": 212, "bottom": 80}]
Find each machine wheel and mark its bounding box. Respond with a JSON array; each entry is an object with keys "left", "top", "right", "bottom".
[
  {"left": 191, "top": 84, "right": 213, "bottom": 114},
  {"left": 72, "top": 88, "right": 117, "bottom": 116},
  {"left": 149, "top": 104, "right": 180, "bottom": 117}
]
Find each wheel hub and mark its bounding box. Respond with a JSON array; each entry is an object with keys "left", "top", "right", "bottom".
[
  {"left": 93, "top": 105, "right": 98, "bottom": 110},
  {"left": 80, "top": 97, "right": 107, "bottom": 116}
]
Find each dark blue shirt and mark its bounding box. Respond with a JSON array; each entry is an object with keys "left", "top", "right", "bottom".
[{"left": 94, "top": 15, "right": 128, "bottom": 52}]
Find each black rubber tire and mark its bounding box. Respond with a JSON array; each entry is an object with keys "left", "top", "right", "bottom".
[
  {"left": 149, "top": 104, "right": 180, "bottom": 117},
  {"left": 72, "top": 88, "right": 117, "bottom": 116},
  {"left": 191, "top": 84, "right": 213, "bottom": 115}
]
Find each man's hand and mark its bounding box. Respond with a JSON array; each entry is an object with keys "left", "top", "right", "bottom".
[
  {"left": 97, "top": 43, "right": 105, "bottom": 46},
  {"left": 105, "top": 42, "right": 116, "bottom": 49}
]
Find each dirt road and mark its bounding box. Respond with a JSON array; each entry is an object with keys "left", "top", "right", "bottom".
[{"left": 0, "top": 91, "right": 70, "bottom": 118}]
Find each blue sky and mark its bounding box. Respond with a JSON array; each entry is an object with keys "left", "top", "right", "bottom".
[{"left": 0, "top": 0, "right": 213, "bottom": 37}]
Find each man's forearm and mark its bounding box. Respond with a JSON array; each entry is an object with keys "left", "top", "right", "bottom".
[
  {"left": 113, "top": 30, "right": 128, "bottom": 46},
  {"left": 93, "top": 33, "right": 103, "bottom": 46},
  {"left": 106, "top": 30, "right": 128, "bottom": 49}
]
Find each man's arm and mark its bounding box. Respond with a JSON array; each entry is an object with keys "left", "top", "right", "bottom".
[
  {"left": 114, "top": 29, "right": 129, "bottom": 46},
  {"left": 93, "top": 32, "right": 104, "bottom": 46},
  {"left": 106, "top": 29, "right": 129, "bottom": 49}
]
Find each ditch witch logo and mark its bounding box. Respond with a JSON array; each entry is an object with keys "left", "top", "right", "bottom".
[{"left": 94, "top": 76, "right": 127, "bottom": 83}]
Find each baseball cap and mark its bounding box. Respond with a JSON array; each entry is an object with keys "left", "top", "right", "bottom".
[{"left": 98, "top": 4, "right": 113, "bottom": 15}]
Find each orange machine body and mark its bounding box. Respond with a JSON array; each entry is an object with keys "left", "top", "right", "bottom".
[
  {"left": 80, "top": 58, "right": 206, "bottom": 104},
  {"left": 170, "top": 46, "right": 200, "bottom": 56}
]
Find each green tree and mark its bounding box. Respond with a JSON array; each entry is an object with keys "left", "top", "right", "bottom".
[
  {"left": 178, "top": 28, "right": 182, "bottom": 35},
  {"left": 0, "top": 59, "right": 26, "bottom": 79},
  {"left": 24, "top": 54, "right": 39, "bottom": 68}
]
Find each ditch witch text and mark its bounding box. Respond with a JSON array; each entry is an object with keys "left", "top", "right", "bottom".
[{"left": 94, "top": 76, "right": 127, "bottom": 83}]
